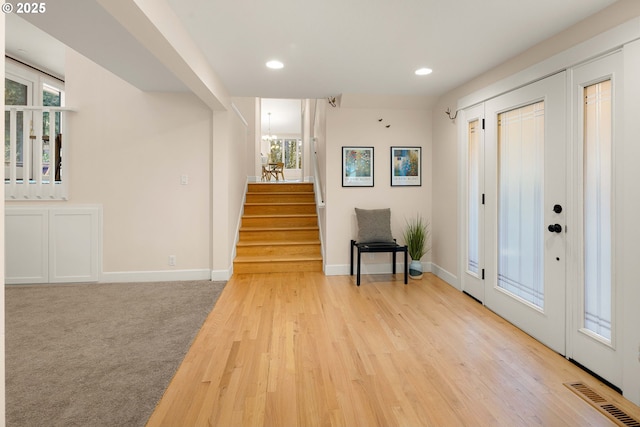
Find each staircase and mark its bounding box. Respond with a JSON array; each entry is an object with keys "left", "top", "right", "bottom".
[{"left": 233, "top": 182, "right": 323, "bottom": 274}]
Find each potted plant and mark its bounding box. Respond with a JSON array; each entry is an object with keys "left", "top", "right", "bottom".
[{"left": 403, "top": 214, "right": 430, "bottom": 279}]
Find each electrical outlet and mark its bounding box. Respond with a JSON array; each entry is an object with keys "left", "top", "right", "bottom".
[
  {"left": 169, "top": 255, "right": 176, "bottom": 266},
  {"left": 180, "top": 175, "right": 189, "bottom": 185}
]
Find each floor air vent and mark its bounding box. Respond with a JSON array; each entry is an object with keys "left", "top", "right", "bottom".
[{"left": 565, "top": 382, "right": 640, "bottom": 427}]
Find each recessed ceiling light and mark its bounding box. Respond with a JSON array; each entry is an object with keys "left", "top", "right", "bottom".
[
  {"left": 266, "top": 60, "right": 284, "bottom": 69},
  {"left": 415, "top": 67, "right": 433, "bottom": 76}
]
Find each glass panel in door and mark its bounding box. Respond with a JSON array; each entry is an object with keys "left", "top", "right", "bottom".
[
  {"left": 498, "top": 102, "right": 545, "bottom": 309},
  {"left": 583, "top": 80, "right": 613, "bottom": 341},
  {"left": 468, "top": 119, "right": 480, "bottom": 275},
  {"left": 268, "top": 139, "right": 282, "bottom": 164},
  {"left": 283, "top": 138, "right": 302, "bottom": 169},
  {"left": 5, "top": 78, "right": 28, "bottom": 178}
]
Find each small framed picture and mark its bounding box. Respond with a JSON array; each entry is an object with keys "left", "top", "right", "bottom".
[
  {"left": 342, "top": 146, "right": 374, "bottom": 187},
  {"left": 391, "top": 146, "right": 421, "bottom": 186}
]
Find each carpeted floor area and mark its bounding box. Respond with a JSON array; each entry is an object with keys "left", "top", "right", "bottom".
[{"left": 5, "top": 280, "right": 226, "bottom": 427}]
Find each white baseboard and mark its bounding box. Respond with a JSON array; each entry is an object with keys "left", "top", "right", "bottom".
[
  {"left": 324, "top": 264, "right": 349, "bottom": 276},
  {"left": 101, "top": 269, "right": 211, "bottom": 283},
  {"left": 327, "top": 260, "right": 457, "bottom": 289},
  {"left": 211, "top": 268, "right": 232, "bottom": 281},
  {"left": 430, "top": 263, "right": 459, "bottom": 289},
  {"left": 325, "top": 261, "right": 432, "bottom": 276},
  {"left": 98, "top": 263, "right": 454, "bottom": 285}
]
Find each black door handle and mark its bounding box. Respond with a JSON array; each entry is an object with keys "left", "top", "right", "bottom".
[
  {"left": 548, "top": 224, "right": 562, "bottom": 233},
  {"left": 553, "top": 204, "right": 563, "bottom": 214}
]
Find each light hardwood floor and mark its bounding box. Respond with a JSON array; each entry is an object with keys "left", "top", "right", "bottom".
[{"left": 146, "top": 272, "right": 640, "bottom": 426}]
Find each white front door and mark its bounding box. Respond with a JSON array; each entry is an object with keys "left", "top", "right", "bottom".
[
  {"left": 460, "top": 104, "right": 485, "bottom": 303},
  {"left": 484, "top": 72, "right": 567, "bottom": 355},
  {"left": 568, "top": 52, "right": 623, "bottom": 389}
]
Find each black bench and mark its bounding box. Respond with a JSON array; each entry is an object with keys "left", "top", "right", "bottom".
[{"left": 350, "top": 239, "right": 408, "bottom": 286}]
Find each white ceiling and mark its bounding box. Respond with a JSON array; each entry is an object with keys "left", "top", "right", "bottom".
[
  {"left": 12, "top": 0, "right": 189, "bottom": 92},
  {"left": 6, "top": 0, "right": 619, "bottom": 105},
  {"left": 261, "top": 99, "right": 302, "bottom": 135},
  {"left": 165, "top": 0, "right": 618, "bottom": 99},
  {"left": 5, "top": 13, "right": 65, "bottom": 80}
]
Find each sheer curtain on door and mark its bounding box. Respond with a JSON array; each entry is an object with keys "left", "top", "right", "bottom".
[
  {"left": 583, "top": 80, "right": 612, "bottom": 341},
  {"left": 498, "top": 102, "right": 545, "bottom": 309}
]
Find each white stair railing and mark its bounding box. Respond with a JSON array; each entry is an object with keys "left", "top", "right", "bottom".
[
  {"left": 312, "top": 136, "right": 325, "bottom": 207},
  {"left": 5, "top": 106, "right": 72, "bottom": 200},
  {"left": 310, "top": 99, "right": 325, "bottom": 208}
]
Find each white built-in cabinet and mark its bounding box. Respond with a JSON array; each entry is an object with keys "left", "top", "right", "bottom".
[{"left": 5, "top": 206, "right": 102, "bottom": 284}]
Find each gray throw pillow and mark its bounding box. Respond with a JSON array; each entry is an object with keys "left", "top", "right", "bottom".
[{"left": 355, "top": 208, "right": 394, "bottom": 243}]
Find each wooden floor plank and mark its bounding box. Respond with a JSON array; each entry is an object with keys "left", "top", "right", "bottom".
[{"left": 146, "top": 272, "right": 640, "bottom": 427}]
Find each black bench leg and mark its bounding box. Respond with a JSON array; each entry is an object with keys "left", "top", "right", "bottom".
[
  {"left": 356, "top": 248, "right": 360, "bottom": 286},
  {"left": 350, "top": 240, "right": 354, "bottom": 276},
  {"left": 392, "top": 251, "right": 397, "bottom": 274},
  {"left": 357, "top": 248, "right": 362, "bottom": 286},
  {"left": 404, "top": 250, "right": 408, "bottom": 284}
]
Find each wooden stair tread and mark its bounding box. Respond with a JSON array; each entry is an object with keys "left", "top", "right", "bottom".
[
  {"left": 248, "top": 183, "right": 312, "bottom": 186},
  {"left": 243, "top": 213, "right": 316, "bottom": 218},
  {"left": 247, "top": 185, "right": 314, "bottom": 192},
  {"left": 242, "top": 213, "right": 318, "bottom": 222},
  {"left": 234, "top": 255, "right": 323, "bottom": 263},
  {"left": 247, "top": 191, "right": 315, "bottom": 195},
  {"left": 240, "top": 225, "right": 318, "bottom": 231},
  {"left": 245, "top": 202, "right": 316, "bottom": 206},
  {"left": 237, "top": 240, "right": 320, "bottom": 246}
]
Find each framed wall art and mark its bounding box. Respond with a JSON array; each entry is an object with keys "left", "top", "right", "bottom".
[
  {"left": 342, "top": 146, "right": 374, "bottom": 187},
  {"left": 391, "top": 146, "right": 421, "bottom": 186}
]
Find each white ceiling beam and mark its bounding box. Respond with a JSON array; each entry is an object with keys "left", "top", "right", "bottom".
[{"left": 96, "top": 0, "right": 230, "bottom": 111}]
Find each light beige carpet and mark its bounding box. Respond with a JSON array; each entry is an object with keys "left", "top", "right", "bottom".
[{"left": 5, "top": 280, "right": 225, "bottom": 427}]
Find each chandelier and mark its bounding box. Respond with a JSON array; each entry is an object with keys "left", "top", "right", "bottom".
[{"left": 261, "top": 112, "right": 278, "bottom": 143}]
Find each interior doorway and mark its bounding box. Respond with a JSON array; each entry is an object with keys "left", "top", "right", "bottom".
[{"left": 261, "top": 98, "right": 303, "bottom": 182}]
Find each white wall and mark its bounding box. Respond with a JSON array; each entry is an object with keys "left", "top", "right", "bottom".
[
  {"left": 431, "top": 104, "right": 459, "bottom": 285},
  {"left": 6, "top": 48, "right": 254, "bottom": 283},
  {"left": 211, "top": 97, "right": 253, "bottom": 279},
  {"left": 8, "top": 48, "right": 214, "bottom": 281},
  {"left": 1, "top": 12, "right": 7, "bottom": 427},
  {"left": 324, "top": 99, "right": 432, "bottom": 275},
  {"left": 621, "top": 38, "right": 640, "bottom": 407}
]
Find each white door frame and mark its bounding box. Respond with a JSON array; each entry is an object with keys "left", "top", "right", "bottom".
[{"left": 456, "top": 17, "right": 640, "bottom": 404}]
